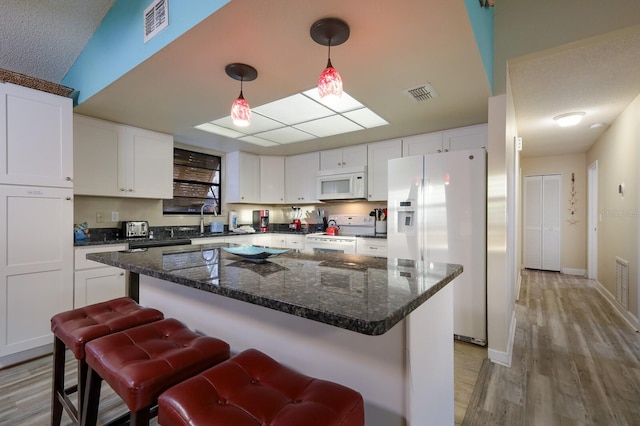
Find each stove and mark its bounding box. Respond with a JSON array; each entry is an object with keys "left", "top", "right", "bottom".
[{"left": 305, "top": 214, "right": 375, "bottom": 254}]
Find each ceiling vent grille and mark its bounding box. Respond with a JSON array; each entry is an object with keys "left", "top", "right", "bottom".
[
  {"left": 144, "top": 0, "right": 169, "bottom": 43},
  {"left": 403, "top": 83, "right": 439, "bottom": 102}
]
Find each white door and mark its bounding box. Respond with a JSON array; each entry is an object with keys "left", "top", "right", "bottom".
[{"left": 523, "top": 174, "right": 561, "bottom": 271}]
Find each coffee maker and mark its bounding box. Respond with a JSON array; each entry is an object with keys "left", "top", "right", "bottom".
[{"left": 252, "top": 210, "right": 269, "bottom": 232}]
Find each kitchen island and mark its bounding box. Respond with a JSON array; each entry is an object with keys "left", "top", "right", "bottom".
[{"left": 88, "top": 243, "right": 462, "bottom": 425}]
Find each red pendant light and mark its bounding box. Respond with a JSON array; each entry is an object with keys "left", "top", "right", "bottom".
[
  {"left": 225, "top": 63, "right": 258, "bottom": 127},
  {"left": 310, "top": 18, "right": 350, "bottom": 100}
]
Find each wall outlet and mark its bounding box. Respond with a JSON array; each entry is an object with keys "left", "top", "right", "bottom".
[
  {"left": 111, "top": 211, "right": 120, "bottom": 222},
  {"left": 96, "top": 212, "right": 105, "bottom": 223}
]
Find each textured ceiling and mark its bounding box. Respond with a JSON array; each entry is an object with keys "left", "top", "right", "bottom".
[{"left": 0, "top": 0, "right": 114, "bottom": 82}]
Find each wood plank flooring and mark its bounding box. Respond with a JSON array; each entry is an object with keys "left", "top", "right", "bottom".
[{"left": 463, "top": 270, "right": 640, "bottom": 425}]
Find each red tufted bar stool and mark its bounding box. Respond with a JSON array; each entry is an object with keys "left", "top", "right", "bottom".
[
  {"left": 50, "top": 297, "right": 164, "bottom": 426},
  {"left": 157, "top": 348, "right": 365, "bottom": 426},
  {"left": 81, "top": 317, "right": 230, "bottom": 426}
]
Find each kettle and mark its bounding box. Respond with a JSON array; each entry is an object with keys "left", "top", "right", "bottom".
[{"left": 326, "top": 219, "right": 339, "bottom": 236}]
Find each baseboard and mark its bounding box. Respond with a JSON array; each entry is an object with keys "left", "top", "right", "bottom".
[
  {"left": 488, "top": 310, "right": 516, "bottom": 367},
  {"left": 562, "top": 268, "right": 587, "bottom": 276},
  {"left": 0, "top": 343, "right": 52, "bottom": 369},
  {"left": 516, "top": 271, "right": 522, "bottom": 301},
  {"left": 594, "top": 280, "right": 640, "bottom": 331}
]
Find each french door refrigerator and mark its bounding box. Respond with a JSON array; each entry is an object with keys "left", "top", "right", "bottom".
[{"left": 387, "top": 148, "right": 487, "bottom": 345}]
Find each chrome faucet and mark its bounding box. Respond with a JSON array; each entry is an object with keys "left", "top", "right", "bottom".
[{"left": 200, "top": 203, "right": 215, "bottom": 234}]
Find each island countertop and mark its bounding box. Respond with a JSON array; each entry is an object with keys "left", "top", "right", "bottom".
[{"left": 87, "top": 243, "right": 462, "bottom": 336}]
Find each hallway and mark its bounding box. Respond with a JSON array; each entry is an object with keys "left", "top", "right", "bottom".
[{"left": 464, "top": 270, "right": 640, "bottom": 425}]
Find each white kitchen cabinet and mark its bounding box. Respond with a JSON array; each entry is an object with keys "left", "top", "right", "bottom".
[
  {"left": 0, "top": 185, "right": 74, "bottom": 360},
  {"left": 320, "top": 145, "right": 367, "bottom": 170},
  {"left": 74, "top": 114, "right": 174, "bottom": 198},
  {"left": 260, "top": 156, "right": 285, "bottom": 204},
  {"left": 356, "top": 237, "right": 387, "bottom": 257},
  {"left": 402, "top": 132, "right": 444, "bottom": 156},
  {"left": 443, "top": 123, "right": 487, "bottom": 152},
  {"left": 118, "top": 125, "right": 174, "bottom": 199},
  {"left": 367, "top": 138, "right": 402, "bottom": 201},
  {"left": 191, "top": 236, "right": 228, "bottom": 245},
  {"left": 285, "top": 234, "right": 306, "bottom": 250},
  {"left": 285, "top": 152, "right": 319, "bottom": 204},
  {"left": 402, "top": 124, "right": 487, "bottom": 156},
  {"left": 0, "top": 83, "right": 73, "bottom": 188},
  {"left": 74, "top": 244, "right": 127, "bottom": 308},
  {"left": 226, "top": 151, "right": 260, "bottom": 203}
]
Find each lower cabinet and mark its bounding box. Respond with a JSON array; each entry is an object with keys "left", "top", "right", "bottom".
[
  {"left": 356, "top": 238, "right": 388, "bottom": 257},
  {"left": 74, "top": 244, "right": 127, "bottom": 308},
  {"left": 285, "top": 234, "right": 305, "bottom": 250}
]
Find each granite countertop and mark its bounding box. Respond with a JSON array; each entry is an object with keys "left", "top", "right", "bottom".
[{"left": 87, "top": 243, "right": 460, "bottom": 336}]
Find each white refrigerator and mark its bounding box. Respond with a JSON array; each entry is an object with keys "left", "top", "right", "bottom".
[{"left": 387, "top": 149, "right": 487, "bottom": 345}]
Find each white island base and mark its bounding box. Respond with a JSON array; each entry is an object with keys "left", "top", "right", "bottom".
[{"left": 140, "top": 275, "right": 454, "bottom": 425}]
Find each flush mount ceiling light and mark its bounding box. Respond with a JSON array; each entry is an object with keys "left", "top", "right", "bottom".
[
  {"left": 225, "top": 63, "right": 258, "bottom": 127},
  {"left": 553, "top": 112, "right": 585, "bottom": 127},
  {"left": 310, "top": 17, "right": 350, "bottom": 100}
]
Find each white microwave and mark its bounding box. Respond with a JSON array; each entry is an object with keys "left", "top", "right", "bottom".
[{"left": 316, "top": 166, "right": 367, "bottom": 201}]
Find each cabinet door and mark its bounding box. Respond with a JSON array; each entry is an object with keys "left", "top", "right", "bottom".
[
  {"left": 367, "top": 139, "right": 402, "bottom": 201},
  {"left": 119, "top": 126, "right": 174, "bottom": 199},
  {"left": 227, "top": 151, "right": 259, "bottom": 203},
  {"left": 342, "top": 145, "right": 367, "bottom": 168},
  {"left": 73, "top": 115, "right": 121, "bottom": 196},
  {"left": 320, "top": 148, "right": 344, "bottom": 170},
  {"left": 402, "top": 132, "right": 444, "bottom": 156},
  {"left": 0, "top": 186, "right": 73, "bottom": 357},
  {"left": 0, "top": 83, "right": 73, "bottom": 188},
  {"left": 285, "top": 152, "right": 319, "bottom": 203},
  {"left": 443, "top": 124, "right": 487, "bottom": 152},
  {"left": 356, "top": 238, "right": 387, "bottom": 257},
  {"left": 285, "top": 234, "right": 305, "bottom": 250},
  {"left": 260, "top": 156, "right": 285, "bottom": 203},
  {"left": 74, "top": 267, "right": 126, "bottom": 308}
]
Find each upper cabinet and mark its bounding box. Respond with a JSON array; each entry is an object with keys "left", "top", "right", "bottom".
[
  {"left": 74, "top": 114, "right": 174, "bottom": 198},
  {"left": 402, "top": 132, "right": 444, "bottom": 156},
  {"left": 443, "top": 124, "right": 487, "bottom": 152},
  {"left": 367, "top": 138, "right": 402, "bottom": 201},
  {"left": 320, "top": 145, "right": 367, "bottom": 170},
  {"left": 260, "top": 156, "right": 285, "bottom": 204},
  {"left": 402, "top": 124, "right": 488, "bottom": 156},
  {"left": 285, "top": 151, "right": 319, "bottom": 204},
  {"left": 226, "top": 151, "right": 260, "bottom": 203},
  {"left": 0, "top": 83, "right": 73, "bottom": 188}
]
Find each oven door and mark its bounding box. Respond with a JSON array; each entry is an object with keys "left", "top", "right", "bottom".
[{"left": 305, "top": 235, "right": 357, "bottom": 254}]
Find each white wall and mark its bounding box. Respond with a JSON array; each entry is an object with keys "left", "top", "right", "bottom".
[{"left": 587, "top": 92, "right": 639, "bottom": 324}]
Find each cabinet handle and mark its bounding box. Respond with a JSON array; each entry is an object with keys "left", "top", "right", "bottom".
[
  {"left": 128, "top": 188, "right": 134, "bottom": 192},
  {"left": 437, "top": 149, "right": 442, "bottom": 153},
  {"left": 444, "top": 148, "right": 449, "bottom": 152},
  {"left": 119, "top": 272, "right": 125, "bottom": 276},
  {"left": 66, "top": 196, "right": 72, "bottom": 201},
  {"left": 120, "top": 188, "right": 126, "bottom": 192},
  {"left": 65, "top": 176, "right": 72, "bottom": 181}
]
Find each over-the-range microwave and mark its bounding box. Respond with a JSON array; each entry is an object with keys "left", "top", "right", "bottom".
[{"left": 316, "top": 165, "right": 367, "bottom": 201}]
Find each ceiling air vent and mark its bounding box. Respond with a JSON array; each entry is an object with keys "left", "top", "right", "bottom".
[
  {"left": 144, "top": 0, "right": 169, "bottom": 43},
  {"left": 403, "top": 83, "right": 439, "bottom": 102}
]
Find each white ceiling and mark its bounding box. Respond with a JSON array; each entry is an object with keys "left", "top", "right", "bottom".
[{"left": 1, "top": 1, "right": 639, "bottom": 158}]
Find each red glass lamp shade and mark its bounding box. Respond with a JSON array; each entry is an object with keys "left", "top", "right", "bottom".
[
  {"left": 318, "top": 59, "right": 343, "bottom": 100},
  {"left": 231, "top": 91, "right": 251, "bottom": 127}
]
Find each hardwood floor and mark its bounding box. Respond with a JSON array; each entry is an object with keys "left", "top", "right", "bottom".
[
  {"left": 3, "top": 270, "right": 635, "bottom": 425},
  {"left": 463, "top": 270, "right": 640, "bottom": 425}
]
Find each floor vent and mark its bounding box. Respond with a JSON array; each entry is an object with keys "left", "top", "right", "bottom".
[
  {"left": 615, "top": 257, "right": 629, "bottom": 310},
  {"left": 403, "top": 83, "right": 439, "bottom": 102},
  {"left": 144, "top": 0, "right": 169, "bottom": 43}
]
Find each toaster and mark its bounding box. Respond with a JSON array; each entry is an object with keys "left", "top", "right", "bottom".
[{"left": 122, "top": 221, "right": 149, "bottom": 238}]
